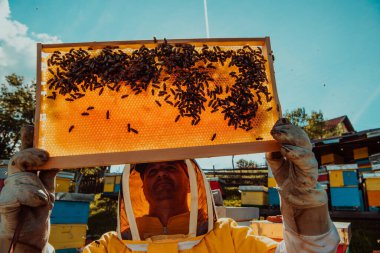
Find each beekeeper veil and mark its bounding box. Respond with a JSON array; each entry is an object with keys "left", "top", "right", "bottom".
[{"left": 117, "top": 159, "right": 216, "bottom": 241}]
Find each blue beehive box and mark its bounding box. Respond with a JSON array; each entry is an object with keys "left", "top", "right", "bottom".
[
  {"left": 51, "top": 193, "right": 94, "bottom": 224},
  {"left": 330, "top": 187, "right": 360, "bottom": 209},
  {"left": 114, "top": 184, "right": 121, "bottom": 193},
  {"left": 268, "top": 188, "right": 280, "bottom": 206},
  {"left": 56, "top": 249, "right": 77, "bottom": 253},
  {"left": 342, "top": 171, "right": 358, "bottom": 186}
]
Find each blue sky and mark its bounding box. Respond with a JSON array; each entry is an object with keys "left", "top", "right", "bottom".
[{"left": 1, "top": 0, "right": 379, "bottom": 168}]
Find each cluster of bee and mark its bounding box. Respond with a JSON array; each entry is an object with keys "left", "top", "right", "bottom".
[{"left": 46, "top": 41, "right": 271, "bottom": 132}]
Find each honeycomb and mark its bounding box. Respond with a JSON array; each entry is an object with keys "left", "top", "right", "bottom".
[{"left": 36, "top": 38, "right": 281, "bottom": 168}]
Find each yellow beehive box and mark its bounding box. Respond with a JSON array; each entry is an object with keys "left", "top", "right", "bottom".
[
  {"left": 329, "top": 170, "right": 344, "bottom": 187},
  {"left": 365, "top": 177, "right": 380, "bottom": 191},
  {"left": 239, "top": 186, "right": 268, "bottom": 206},
  {"left": 49, "top": 224, "right": 86, "bottom": 249},
  {"left": 56, "top": 178, "right": 71, "bottom": 192},
  {"left": 268, "top": 177, "right": 276, "bottom": 188},
  {"left": 34, "top": 38, "right": 281, "bottom": 169},
  {"left": 353, "top": 147, "right": 368, "bottom": 160},
  {"left": 103, "top": 175, "right": 116, "bottom": 193},
  {"left": 321, "top": 153, "right": 343, "bottom": 165},
  {"left": 55, "top": 171, "right": 75, "bottom": 192},
  {"left": 367, "top": 190, "right": 380, "bottom": 206}
]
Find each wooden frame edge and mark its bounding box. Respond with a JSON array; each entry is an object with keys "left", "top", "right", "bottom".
[
  {"left": 264, "top": 37, "right": 282, "bottom": 116},
  {"left": 40, "top": 37, "right": 268, "bottom": 49},
  {"left": 37, "top": 140, "right": 280, "bottom": 169},
  {"left": 34, "top": 43, "right": 42, "bottom": 147}
]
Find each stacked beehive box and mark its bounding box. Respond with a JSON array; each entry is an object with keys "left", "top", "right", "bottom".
[
  {"left": 49, "top": 193, "right": 94, "bottom": 252},
  {"left": 353, "top": 147, "right": 372, "bottom": 173},
  {"left": 239, "top": 186, "right": 268, "bottom": 207},
  {"left": 56, "top": 171, "right": 75, "bottom": 193},
  {"left": 363, "top": 172, "right": 380, "bottom": 212},
  {"left": 0, "top": 160, "right": 9, "bottom": 192},
  {"left": 369, "top": 153, "right": 380, "bottom": 171},
  {"left": 208, "top": 177, "right": 225, "bottom": 196},
  {"left": 103, "top": 173, "right": 122, "bottom": 194},
  {"left": 321, "top": 153, "right": 344, "bottom": 166},
  {"left": 0, "top": 168, "right": 6, "bottom": 192},
  {"left": 267, "top": 168, "right": 280, "bottom": 208},
  {"left": 327, "top": 164, "right": 362, "bottom": 211},
  {"left": 318, "top": 166, "right": 329, "bottom": 185}
]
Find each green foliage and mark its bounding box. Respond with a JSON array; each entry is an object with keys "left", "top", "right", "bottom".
[
  {"left": 223, "top": 199, "right": 242, "bottom": 207},
  {"left": 0, "top": 74, "right": 36, "bottom": 158},
  {"left": 88, "top": 194, "right": 118, "bottom": 236},
  {"left": 236, "top": 159, "right": 258, "bottom": 169},
  {"left": 349, "top": 220, "right": 380, "bottom": 253},
  {"left": 284, "top": 107, "right": 339, "bottom": 140}
]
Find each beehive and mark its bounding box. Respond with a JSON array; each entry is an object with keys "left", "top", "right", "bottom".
[
  {"left": 320, "top": 153, "right": 343, "bottom": 165},
  {"left": 56, "top": 171, "right": 75, "bottom": 192},
  {"left": 35, "top": 38, "right": 281, "bottom": 169},
  {"left": 103, "top": 173, "right": 122, "bottom": 193},
  {"left": 49, "top": 224, "right": 86, "bottom": 249},
  {"left": 239, "top": 185, "right": 268, "bottom": 206}
]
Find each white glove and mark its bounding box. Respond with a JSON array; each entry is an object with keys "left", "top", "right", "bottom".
[
  {"left": 266, "top": 118, "right": 333, "bottom": 238},
  {"left": 0, "top": 148, "right": 57, "bottom": 253},
  {"left": 266, "top": 118, "right": 327, "bottom": 209}
]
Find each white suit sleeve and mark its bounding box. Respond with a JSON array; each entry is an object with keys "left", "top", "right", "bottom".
[{"left": 275, "top": 222, "right": 340, "bottom": 253}]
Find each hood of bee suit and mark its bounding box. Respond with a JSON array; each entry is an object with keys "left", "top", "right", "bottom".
[{"left": 116, "top": 159, "right": 217, "bottom": 241}]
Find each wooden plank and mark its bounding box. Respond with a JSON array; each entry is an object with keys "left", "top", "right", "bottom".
[
  {"left": 34, "top": 43, "right": 42, "bottom": 147},
  {"left": 263, "top": 37, "right": 282, "bottom": 115},
  {"left": 35, "top": 38, "right": 281, "bottom": 169},
  {"left": 40, "top": 37, "right": 267, "bottom": 49},
  {"left": 39, "top": 140, "right": 279, "bottom": 169}
]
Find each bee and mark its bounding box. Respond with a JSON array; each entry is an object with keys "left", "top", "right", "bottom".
[
  {"left": 87, "top": 106, "right": 94, "bottom": 110},
  {"left": 155, "top": 100, "right": 162, "bottom": 107},
  {"left": 211, "top": 133, "right": 217, "bottom": 141},
  {"left": 81, "top": 112, "right": 90, "bottom": 116},
  {"left": 106, "top": 110, "right": 110, "bottom": 119},
  {"left": 68, "top": 125, "right": 74, "bottom": 133}
]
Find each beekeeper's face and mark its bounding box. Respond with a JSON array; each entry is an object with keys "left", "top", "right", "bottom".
[{"left": 142, "top": 162, "right": 189, "bottom": 203}]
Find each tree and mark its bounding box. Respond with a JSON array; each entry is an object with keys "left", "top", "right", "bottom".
[
  {"left": 284, "top": 107, "right": 339, "bottom": 140},
  {"left": 0, "top": 74, "right": 36, "bottom": 158},
  {"left": 236, "top": 159, "right": 258, "bottom": 169},
  {"left": 70, "top": 167, "right": 105, "bottom": 193}
]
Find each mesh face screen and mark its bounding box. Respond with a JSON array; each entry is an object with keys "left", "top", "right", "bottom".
[{"left": 35, "top": 38, "right": 281, "bottom": 168}]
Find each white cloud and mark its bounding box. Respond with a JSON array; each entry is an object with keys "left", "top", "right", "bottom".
[{"left": 0, "top": 0, "right": 62, "bottom": 83}]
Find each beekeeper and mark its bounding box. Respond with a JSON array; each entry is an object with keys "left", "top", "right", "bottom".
[{"left": 0, "top": 119, "right": 340, "bottom": 253}]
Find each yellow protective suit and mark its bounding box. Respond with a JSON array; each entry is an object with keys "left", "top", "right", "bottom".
[{"left": 83, "top": 160, "right": 278, "bottom": 253}]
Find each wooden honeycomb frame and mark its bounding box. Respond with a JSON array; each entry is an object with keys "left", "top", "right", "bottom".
[{"left": 35, "top": 37, "right": 281, "bottom": 169}]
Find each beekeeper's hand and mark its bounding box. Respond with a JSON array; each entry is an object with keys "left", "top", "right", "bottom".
[
  {"left": 0, "top": 127, "right": 57, "bottom": 253},
  {"left": 266, "top": 118, "right": 331, "bottom": 236}
]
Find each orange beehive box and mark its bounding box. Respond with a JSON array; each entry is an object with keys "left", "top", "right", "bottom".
[
  {"left": 35, "top": 38, "right": 281, "bottom": 169},
  {"left": 367, "top": 190, "right": 380, "bottom": 206}
]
